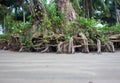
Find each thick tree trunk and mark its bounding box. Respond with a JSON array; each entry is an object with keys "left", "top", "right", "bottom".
[
  {"left": 29, "top": 0, "right": 46, "bottom": 24},
  {"left": 55, "top": 0, "right": 77, "bottom": 22},
  {"left": 29, "top": 0, "right": 47, "bottom": 33}
]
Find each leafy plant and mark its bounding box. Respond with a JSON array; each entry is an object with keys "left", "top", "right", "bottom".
[{"left": 0, "top": 34, "right": 11, "bottom": 40}]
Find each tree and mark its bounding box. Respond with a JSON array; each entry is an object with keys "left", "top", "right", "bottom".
[
  {"left": 81, "top": 0, "right": 109, "bottom": 18},
  {"left": 0, "top": 4, "right": 10, "bottom": 33},
  {"left": 55, "top": 0, "right": 77, "bottom": 22},
  {"left": 29, "top": 0, "right": 46, "bottom": 24},
  {"left": 104, "top": 0, "right": 120, "bottom": 24}
]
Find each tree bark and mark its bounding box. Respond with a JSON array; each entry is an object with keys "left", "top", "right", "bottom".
[
  {"left": 97, "top": 39, "right": 101, "bottom": 53},
  {"left": 55, "top": 0, "right": 77, "bottom": 22},
  {"left": 22, "top": 0, "right": 25, "bottom": 22},
  {"left": 29, "top": 0, "right": 46, "bottom": 24},
  {"left": 83, "top": 0, "right": 93, "bottom": 18}
]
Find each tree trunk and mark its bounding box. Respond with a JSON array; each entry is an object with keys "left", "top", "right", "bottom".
[
  {"left": 89, "top": 0, "right": 93, "bottom": 17},
  {"left": 29, "top": 0, "right": 46, "bottom": 24},
  {"left": 29, "top": 0, "right": 47, "bottom": 33},
  {"left": 15, "top": 6, "right": 18, "bottom": 20},
  {"left": 22, "top": 0, "right": 25, "bottom": 22},
  {"left": 115, "top": 0, "right": 120, "bottom": 23},
  {"left": 116, "top": 9, "right": 120, "bottom": 23},
  {"left": 3, "top": 15, "right": 5, "bottom": 33},
  {"left": 55, "top": 0, "right": 77, "bottom": 22},
  {"left": 33, "top": 0, "right": 46, "bottom": 21},
  {"left": 83, "top": 0, "right": 93, "bottom": 18}
]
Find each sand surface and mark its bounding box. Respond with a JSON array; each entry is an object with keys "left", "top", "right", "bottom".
[{"left": 0, "top": 50, "right": 120, "bottom": 83}]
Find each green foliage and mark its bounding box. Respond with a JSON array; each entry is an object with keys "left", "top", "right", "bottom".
[
  {"left": 109, "top": 23, "right": 120, "bottom": 33},
  {"left": 0, "top": 34, "right": 11, "bottom": 40},
  {"left": 20, "top": 35, "right": 32, "bottom": 46},
  {"left": 27, "top": 14, "right": 33, "bottom": 23},
  {"left": 5, "top": 14, "right": 31, "bottom": 34},
  {"left": 77, "top": 17, "right": 98, "bottom": 30},
  {"left": 43, "top": 16, "right": 52, "bottom": 29},
  {"left": 14, "top": 22, "right": 32, "bottom": 46},
  {"left": 64, "top": 21, "right": 78, "bottom": 40},
  {"left": 5, "top": 14, "right": 32, "bottom": 46},
  {"left": 78, "top": 17, "right": 108, "bottom": 42},
  {"left": 45, "top": 2, "right": 65, "bottom": 29},
  {"left": 96, "top": 23, "right": 120, "bottom": 42},
  {"left": 38, "top": 1, "right": 66, "bottom": 34},
  {"left": 1, "top": 0, "right": 119, "bottom": 48},
  {"left": 72, "top": 0, "right": 82, "bottom": 16},
  {"left": 59, "top": 16, "right": 106, "bottom": 41},
  {"left": 13, "top": 22, "right": 30, "bottom": 34},
  {"left": 5, "top": 15, "right": 15, "bottom": 33},
  {"left": 0, "top": 4, "right": 9, "bottom": 20},
  {"left": 99, "top": 23, "right": 120, "bottom": 33}
]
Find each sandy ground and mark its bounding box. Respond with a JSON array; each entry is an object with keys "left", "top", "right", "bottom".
[{"left": 0, "top": 50, "right": 120, "bottom": 83}]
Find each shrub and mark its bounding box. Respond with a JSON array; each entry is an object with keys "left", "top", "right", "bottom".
[{"left": 0, "top": 34, "right": 11, "bottom": 40}]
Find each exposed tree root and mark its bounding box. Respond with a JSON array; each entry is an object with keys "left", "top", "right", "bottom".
[
  {"left": 97, "top": 39, "right": 101, "bottom": 53},
  {"left": 57, "top": 42, "right": 63, "bottom": 53},
  {"left": 0, "top": 40, "right": 8, "bottom": 50},
  {"left": 19, "top": 46, "right": 31, "bottom": 52},
  {"left": 106, "top": 41, "right": 115, "bottom": 52},
  {"left": 1, "top": 33, "right": 120, "bottom": 54},
  {"left": 68, "top": 37, "right": 75, "bottom": 53},
  {"left": 41, "top": 46, "right": 49, "bottom": 53},
  {"left": 73, "top": 32, "right": 89, "bottom": 53},
  {"left": 57, "top": 41, "right": 69, "bottom": 53}
]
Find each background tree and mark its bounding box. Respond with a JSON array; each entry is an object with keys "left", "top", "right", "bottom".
[
  {"left": 103, "top": 0, "right": 120, "bottom": 24},
  {"left": 0, "top": 4, "right": 10, "bottom": 33}
]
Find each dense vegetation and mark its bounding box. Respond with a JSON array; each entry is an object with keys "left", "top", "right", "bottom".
[{"left": 0, "top": 0, "right": 120, "bottom": 53}]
